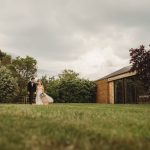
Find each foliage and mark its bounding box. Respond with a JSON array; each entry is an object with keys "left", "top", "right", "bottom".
[
  {"left": 45, "top": 69, "right": 96, "bottom": 103},
  {"left": 9, "top": 56, "right": 37, "bottom": 96},
  {"left": 0, "top": 50, "right": 38, "bottom": 101},
  {"left": 0, "top": 50, "right": 12, "bottom": 67},
  {"left": 10, "top": 56, "right": 37, "bottom": 81},
  {"left": 58, "top": 69, "right": 79, "bottom": 80},
  {"left": 58, "top": 78, "right": 96, "bottom": 103},
  {"left": 41, "top": 75, "right": 51, "bottom": 92},
  {"left": 0, "top": 49, "right": 96, "bottom": 103},
  {"left": 46, "top": 77, "right": 60, "bottom": 101},
  {"left": 129, "top": 45, "right": 150, "bottom": 94},
  {"left": 0, "top": 66, "right": 18, "bottom": 103}
]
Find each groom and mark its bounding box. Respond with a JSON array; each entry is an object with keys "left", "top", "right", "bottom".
[{"left": 27, "top": 77, "right": 36, "bottom": 104}]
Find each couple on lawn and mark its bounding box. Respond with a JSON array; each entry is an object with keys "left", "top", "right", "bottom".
[{"left": 27, "top": 77, "right": 54, "bottom": 105}]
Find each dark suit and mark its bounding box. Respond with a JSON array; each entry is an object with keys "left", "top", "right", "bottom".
[{"left": 27, "top": 81, "right": 36, "bottom": 104}]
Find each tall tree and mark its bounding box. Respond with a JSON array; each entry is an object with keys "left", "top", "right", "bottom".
[
  {"left": 0, "top": 50, "right": 12, "bottom": 66},
  {"left": 11, "top": 56, "right": 37, "bottom": 80},
  {"left": 129, "top": 45, "right": 150, "bottom": 94},
  {"left": 0, "top": 66, "right": 18, "bottom": 103},
  {"left": 9, "top": 56, "right": 37, "bottom": 96}
]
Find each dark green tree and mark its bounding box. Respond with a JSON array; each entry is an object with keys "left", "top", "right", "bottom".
[
  {"left": 46, "top": 69, "right": 96, "bottom": 103},
  {"left": 0, "top": 50, "right": 12, "bottom": 67},
  {"left": 0, "top": 66, "right": 18, "bottom": 103},
  {"left": 9, "top": 56, "right": 37, "bottom": 96},
  {"left": 130, "top": 45, "right": 150, "bottom": 94}
]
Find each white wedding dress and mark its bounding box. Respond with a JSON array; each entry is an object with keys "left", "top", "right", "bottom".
[{"left": 35, "top": 86, "right": 54, "bottom": 105}]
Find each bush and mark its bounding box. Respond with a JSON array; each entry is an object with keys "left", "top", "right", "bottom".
[
  {"left": 45, "top": 70, "right": 96, "bottom": 103},
  {"left": 0, "top": 66, "right": 18, "bottom": 103},
  {"left": 55, "top": 79, "right": 96, "bottom": 103}
]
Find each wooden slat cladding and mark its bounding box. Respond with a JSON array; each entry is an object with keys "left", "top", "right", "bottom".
[
  {"left": 108, "top": 72, "right": 136, "bottom": 82},
  {"left": 109, "top": 81, "right": 114, "bottom": 104},
  {"left": 96, "top": 79, "right": 109, "bottom": 103}
]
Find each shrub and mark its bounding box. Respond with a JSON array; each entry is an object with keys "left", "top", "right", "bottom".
[
  {"left": 45, "top": 70, "right": 96, "bottom": 103},
  {"left": 0, "top": 66, "right": 18, "bottom": 103}
]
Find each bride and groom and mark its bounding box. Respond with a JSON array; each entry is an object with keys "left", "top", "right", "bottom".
[{"left": 27, "top": 77, "right": 54, "bottom": 105}]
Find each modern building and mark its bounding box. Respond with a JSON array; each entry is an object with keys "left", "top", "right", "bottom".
[{"left": 96, "top": 66, "right": 146, "bottom": 104}]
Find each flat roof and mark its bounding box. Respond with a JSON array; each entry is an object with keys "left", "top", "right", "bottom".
[{"left": 96, "top": 66, "right": 132, "bottom": 81}]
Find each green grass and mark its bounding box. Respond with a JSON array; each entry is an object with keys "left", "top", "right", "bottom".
[{"left": 0, "top": 104, "right": 150, "bottom": 150}]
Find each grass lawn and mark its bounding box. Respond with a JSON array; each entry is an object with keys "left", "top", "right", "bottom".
[{"left": 0, "top": 104, "right": 150, "bottom": 150}]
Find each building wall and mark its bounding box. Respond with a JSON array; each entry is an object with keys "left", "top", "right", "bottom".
[
  {"left": 96, "top": 72, "right": 137, "bottom": 104},
  {"left": 108, "top": 72, "right": 136, "bottom": 82},
  {"left": 109, "top": 81, "right": 114, "bottom": 104},
  {"left": 96, "top": 79, "right": 109, "bottom": 103}
]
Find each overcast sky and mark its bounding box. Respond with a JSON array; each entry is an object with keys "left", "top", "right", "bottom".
[{"left": 0, "top": 0, "right": 150, "bottom": 80}]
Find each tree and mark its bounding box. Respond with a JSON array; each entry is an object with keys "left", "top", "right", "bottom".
[
  {"left": 58, "top": 69, "right": 79, "bottom": 80},
  {"left": 46, "top": 69, "right": 96, "bottom": 103},
  {"left": 11, "top": 56, "right": 37, "bottom": 80},
  {"left": 129, "top": 45, "right": 150, "bottom": 94},
  {"left": 0, "top": 66, "right": 18, "bottom": 103},
  {"left": 46, "top": 77, "right": 60, "bottom": 101},
  {"left": 0, "top": 50, "right": 12, "bottom": 67},
  {"left": 0, "top": 50, "right": 6, "bottom": 60},
  {"left": 41, "top": 75, "right": 51, "bottom": 92},
  {"left": 9, "top": 56, "right": 37, "bottom": 96},
  {"left": 0, "top": 50, "right": 38, "bottom": 102}
]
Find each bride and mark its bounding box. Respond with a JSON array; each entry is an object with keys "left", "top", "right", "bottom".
[{"left": 35, "top": 79, "right": 54, "bottom": 105}]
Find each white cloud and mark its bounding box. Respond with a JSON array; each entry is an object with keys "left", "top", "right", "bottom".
[{"left": 0, "top": 0, "right": 150, "bottom": 80}]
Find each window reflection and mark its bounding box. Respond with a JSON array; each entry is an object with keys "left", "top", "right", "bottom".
[{"left": 114, "top": 76, "right": 146, "bottom": 104}]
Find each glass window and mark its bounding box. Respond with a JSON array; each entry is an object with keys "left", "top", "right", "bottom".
[
  {"left": 125, "top": 77, "right": 136, "bottom": 103},
  {"left": 114, "top": 79, "right": 124, "bottom": 104},
  {"left": 114, "top": 76, "right": 146, "bottom": 104}
]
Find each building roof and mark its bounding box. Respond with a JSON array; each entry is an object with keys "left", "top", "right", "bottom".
[{"left": 96, "top": 66, "right": 132, "bottom": 81}]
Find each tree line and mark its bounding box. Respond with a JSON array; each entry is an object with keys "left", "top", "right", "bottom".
[
  {"left": 0, "top": 50, "right": 96, "bottom": 103},
  {"left": 0, "top": 50, "right": 37, "bottom": 103},
  {"left": 0, "top": 44, "right": 149, "bottom": 103}
]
